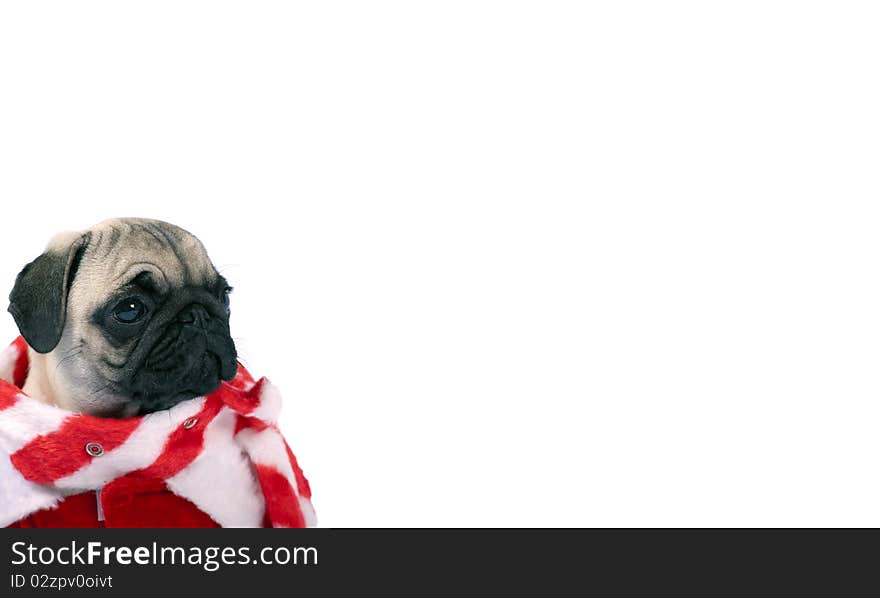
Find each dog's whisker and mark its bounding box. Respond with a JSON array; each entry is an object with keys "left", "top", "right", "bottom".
[{"left": 53, "top": 351, "right": 82, "bottom": 374}]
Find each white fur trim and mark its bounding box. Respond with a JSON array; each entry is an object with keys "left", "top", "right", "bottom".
[
  {"left": 0, "top": 396, "right": 67, "bottom": 454},
  {"left": 237, "top": 427, "right": 300, "bottom": 496},
  {"left": 166, "top": 409, "right": 265, "bottom": 528},
  {"left": 248, "top": 380, "right": 282, "bottom": 423},
  {"left": 55, "top": 398, "right": 206, "bottom": 491},
  {"left": 0, "top": 342, "right": 20, "bottom": 383},
  {"left": 0, "top": 451, "right": 62, "bottom": 527}
]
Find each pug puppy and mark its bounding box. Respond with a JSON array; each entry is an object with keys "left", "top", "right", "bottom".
[{"left": 7, "top": 218, "right": 238, "bottom": 417}]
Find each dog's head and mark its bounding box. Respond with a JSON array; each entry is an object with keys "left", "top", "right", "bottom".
[{"left": 8, "top": 218, "right": 238, "bottom": 417}]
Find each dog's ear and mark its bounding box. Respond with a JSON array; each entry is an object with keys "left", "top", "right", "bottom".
[{"left": 8, "top": 233, "right": 90, "bottom": 353}]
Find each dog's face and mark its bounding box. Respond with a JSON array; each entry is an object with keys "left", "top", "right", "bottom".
[{"left": 8, "top": 218, "right": 238, "bottom": 417}]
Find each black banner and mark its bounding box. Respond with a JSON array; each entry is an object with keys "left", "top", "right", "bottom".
[{"left": 1, "top": 529, "right": 877, "bottom": 594}]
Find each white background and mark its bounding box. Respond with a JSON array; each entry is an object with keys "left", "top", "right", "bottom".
[{"left": 1, "top": 2, "right": 878, "bottom": 527}]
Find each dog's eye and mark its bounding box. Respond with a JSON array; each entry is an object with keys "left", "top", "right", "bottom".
[{"left": 113, "top": 298, "right": 148, "bottom": 324}]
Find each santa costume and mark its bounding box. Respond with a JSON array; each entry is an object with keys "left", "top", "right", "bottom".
[{"left": 0, "top": 337, "right": 315, "bottom": 528}]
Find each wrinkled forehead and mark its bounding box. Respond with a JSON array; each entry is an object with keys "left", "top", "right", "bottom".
[{"left": 83, "top": 219, "right": 217, "bottom": 290}]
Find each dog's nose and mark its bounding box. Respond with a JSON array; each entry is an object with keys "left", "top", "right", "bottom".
[{"left": 177, "top": 304, "right": 210, "bottom": 328}]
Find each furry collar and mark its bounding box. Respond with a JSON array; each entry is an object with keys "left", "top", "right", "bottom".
[{"left": 0, "top": 337, "right": 315, "bottom": 527}]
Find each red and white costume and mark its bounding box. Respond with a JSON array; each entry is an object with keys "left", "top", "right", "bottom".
[{"left": 0, "top": 337, "right": 315, "bottom": 528}]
